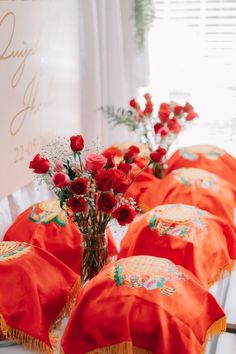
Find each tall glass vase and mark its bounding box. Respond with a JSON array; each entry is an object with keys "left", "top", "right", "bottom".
[{"left": 81, "top": 232, "right": 107, "bottom": 284}]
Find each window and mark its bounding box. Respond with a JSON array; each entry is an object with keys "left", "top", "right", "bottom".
[{"left": 147, "top": 0, "right": 236, "bottom": 153}]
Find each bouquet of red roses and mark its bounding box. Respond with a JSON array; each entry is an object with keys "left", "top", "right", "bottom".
[
  {"left": 29, "top": 135, "right": 165, "bottom": 282},
  {"left": 102, "top": 93, "right": 198, "bottom": 153}
]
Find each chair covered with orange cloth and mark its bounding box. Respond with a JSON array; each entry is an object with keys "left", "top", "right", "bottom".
[
  {"left": 60, "top": 255, "right": 226, "bottom": 354},
  {"left": 119, "top": 204, "right": 236, "bottom": 287},
  {"left": 167, "top": 145, "right": 236, "bottom": 188},
  {"left": 139, "top": 168, "right": 236, "bottom": 226},
  {"left": 3, "top": 199, "right": 117, "bottom": 274},
  {"left": 0, "top": 241, "right": 80, "bottom": 353}
]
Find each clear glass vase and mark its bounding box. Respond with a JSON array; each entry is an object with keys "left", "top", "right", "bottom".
[{"left": 81, "top": 232, "right": 107, "bottom": 284}]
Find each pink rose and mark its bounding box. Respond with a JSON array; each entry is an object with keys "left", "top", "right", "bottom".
[
  {"left": 52, "top": 172, "right": 70, "bottom": 188},
  {"left": 85, "top": 154, "right": 107, "bottom": 173}
]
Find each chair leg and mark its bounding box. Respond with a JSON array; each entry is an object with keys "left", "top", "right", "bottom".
[{"left": 226, "top": 323, "right": 236, "bottom": 334}]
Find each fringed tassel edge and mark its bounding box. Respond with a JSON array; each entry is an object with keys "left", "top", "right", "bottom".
[
  {"left": 60, "top": 342, "right": 152, "bottom": 354},
  {"left": 201, "top": 316, "right": 226, "bottom": 354},
  {"left": 0, "top": 276, "right": 81, "bottom": 353},
  {"left": 52, "top": 276, "right": 82, "bottom": 329},
  {"left": 208, "top": 261, "right": 235, "bottom": 288},
  {"left": 0, "top": 314, "right": 55, "bottom": 354}
]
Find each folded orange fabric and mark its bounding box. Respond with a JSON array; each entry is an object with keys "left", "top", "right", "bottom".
[
  {"left": 167, "top": 145, "right": 236, "bottom": 189},
  {"left": 119, "top": 204, "right": 236, "bottom": 287},
  {"left": 60, "top": 255, "right": 226, "bottom": 354},
  {"left": 4, "top": 199, "right": 118, "bottom": 274},
  {"left": 0, "top": 241, "right": 80, "bottom": 353},
  {"left": 140, "top": 168, "right": 236, "bottom": 225}
]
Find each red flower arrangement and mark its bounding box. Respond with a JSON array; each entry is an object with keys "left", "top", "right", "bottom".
[
  {"left": 102, "top": 94, "right": 199, "bottom": 154},
  {"left": 29, "top": 135, "right": 164, "bottom": 281}
]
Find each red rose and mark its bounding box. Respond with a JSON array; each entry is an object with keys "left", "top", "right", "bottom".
[
  {"left": 143, "top": 101, "right": 153, "bottom": 114},
  {"left": 159, "top": 127, "right": 169, "bottom": 137},
  {"left": 111, "top": 169, "right": 130, "bottom": 193},
  {"left": 160, "top": 103, "right": 170, "bottom": 111},
  {"left": 124, "top": 145, "right": 140, "bottom": 162},
  {"left": 184, "top": 102, "right": 194, "bottom": 113},
  {"left": 97, "top": 193, "right": 117, "bottom": 213},
  {"left": 70, "top": 135, "right": 84, "bottom": 152},
  {"left": 71, "top": 177, "right": 88, "bottom": 194},
  {"left": 117, "top": 162, "right": 132, "bottom": 175},
  {"left": 102, "top": 151, "right": 115, "bottom": 168},
  {"left": 29, "top": 154, "right": 50, "bottom": 174},
  {"left": 112, "top": 204, "right": 136, "bottom": 226},
  {"left": 173, "top": 105, "right": 184, "bottom": 116},
  {"left": 67, "top": 196, "right": 87, "bottom": 212},
  {"left": 129, "top": 99, "right": 137, "bottom": 108},
  {"left": 150, "top": 146, "right": 167, "bottom": 163},
  {"left": 186, "top": 111, "right": 198, "bottom": 121},
  {"left": 158, "top": 109, "right": 170, "bottom": 123},
  {"left": 168, "top": 118, "right": 182, "bottom": 134},
  {"left": 52, "top": 172, "right": 70, "bottom": 188},
  {"left": 95, "top": 169, "right": 114, "bottom": 191},
  {"left": 85, "top": 154, "right": 107, "bottom": 173},
  {"left": 154, "top": 122, "right": 163, "bottom": 134},
  {"left": 144, "top": 93, "right": 152, "bottom": 101}
]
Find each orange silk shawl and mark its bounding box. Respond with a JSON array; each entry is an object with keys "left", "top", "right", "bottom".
[
  {"left": 4, "top": 199, "right": 117, "bottom": 274},
  {"left": 0, "top": 241, "right": 80, "bottom": 353},
  {"left": 167, "top": 145, "right": 236, "bottom": 189},
  {"left": 139, "top": 168, "right": 236, "bottom": 226},
  {"left": 60, "top": 255, "right": 226, "bottom": 354},
  {"left": 119, "top": 204, "right": 236, "bottom": 287}
]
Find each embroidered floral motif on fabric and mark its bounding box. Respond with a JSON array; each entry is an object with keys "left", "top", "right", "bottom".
[
  {"left": 173, "top": 168, "right": 218, "bottom": 189},
  {"left": 180, "top": 145, "right": 224, "bottom": 161},
  {"left": 0, "top": 241, "right": 31, "bottom": 262},
  {"left": 28, "top": 199, "right": 67, "bottom": 226},
  {"left": 148, "top": 204, "right": 207, "bottom": 244},
  {"left": 109, "top": 256, "right": 188, "bottom": 296}
]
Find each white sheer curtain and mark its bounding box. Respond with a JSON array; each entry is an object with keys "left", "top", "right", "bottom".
[
  {"left": 0, "top": 0, "right": 149, "bottom": 239},
  {"left": 79, "top": 0, "right": 149, "bottom": 147}
]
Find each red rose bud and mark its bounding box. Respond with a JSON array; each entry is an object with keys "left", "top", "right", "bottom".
[
  {"left": 158, "top": 109, "right": 170, "bottom": 123},
  {"left": 144, "top": 93, "right": 152, "bottom": 101},
  {"left": 29, "top": 154, "right": 50, "bottom": 174},
  {"left": 67, "top": 196, "right": 87, "bottom": 212},
  {"left": 154, "top": 122, "right": 163, "bottom": 134},
  {"left": 168, "top": 118, "right": 182, "bottom": 134},
  {"left": 129, "top": 98, "right": 137, "bottom": 108},
  {"left": 173, "top": 105, "right": 184, "bottom": 116},
  {"left": 70, "top": 135, "right": 84, "bottom": 152},
  {"left": 102, "top": 151, "right": 115, "bottom": 168},
  {"left": 150, "top": 146, "right": 167, "bottom": 163},
  {"left": 124, "top": 145, "right": 140, "bottom": 162},
  {"left": 70, "top": 177, "right": 88, "bottom": 195},
  {"left": 97, "top": 193, "right": 117, "bottom": 213},
  {"left": 52, "top": 172, "right": 70, "bottom": 188},
  {"left": 112, "top": 204, "right": 136, "bottom": 226},
  {"left": 186, "top": 110, "right": 198, "bottom": 121},
  {"left": 117, "top": 162, "right": 132, "bottom": 175},
  {"left": 159, "top": 103, "right": 170, "bottom": 111},
  {"left": 144, "top": 101, "right": 153, "bottom": 114},
  {"left": 159, "top": 127, "right": 169, "bottom": 137},
  {"left": 184, "top": 102, "right": 194, "bottom": 113}
]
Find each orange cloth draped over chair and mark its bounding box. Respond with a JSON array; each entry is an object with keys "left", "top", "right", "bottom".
[
  {"left": 4, "top": 199, "right": 117, "bottom": 274},
  {"left": 60, "top": 255, "right": 226, "bottom": 354},
  {"left": 167, "top": 145, "right": 236, "bottom": 189},
  {"left": 0, "top": 241, "right": 80, "bottom": 353},
  {"left": 119, "top": 204, "right": 236, "bottom": 287},
  {"left": 139, "top": 168, "right": 236, "bottom": 226}
]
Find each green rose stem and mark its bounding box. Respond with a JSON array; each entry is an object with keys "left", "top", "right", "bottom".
[{"left": 126, "top": 160, "right": 153, "bottom": 191}]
